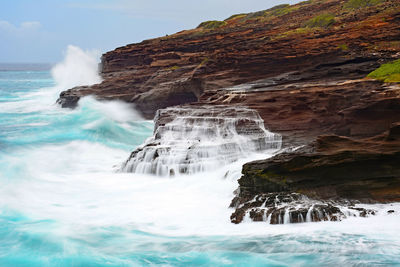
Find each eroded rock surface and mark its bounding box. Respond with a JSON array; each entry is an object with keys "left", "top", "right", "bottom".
[
  {"left": 201, "top": 78, "right": 400, "bottom": 146},
  {"left": 230, "top": 192, "right": 376, "bottom": 224},
  {"left": 57, "top": 0, "right": 400, "bottom": 120},
  {"left": 230, "top": 124, "right": 400, "bottom": 223}
]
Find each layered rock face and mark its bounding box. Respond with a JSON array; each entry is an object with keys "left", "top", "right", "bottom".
[
  {"left": 58, "top": 0, "right": 400, "bottom": 120},
  {"left": 201, "top": 76, "right": 400, "bottom": 146},
  {"left": 239, "top": 131, "right": 400, "bottom": 201},
  {"left": 231, "top": 124, "right": 400, "bottom": 223}
]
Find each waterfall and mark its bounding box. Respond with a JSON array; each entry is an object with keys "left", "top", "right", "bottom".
[
  {"left": 283, "top": 209, "right": 290, "bottom": 224},
  {"left": 121, "top": 105, "right": 282, "bottom": 176},
  {"left": 306, "top": 205, "right": 314, "bottom": 223}
]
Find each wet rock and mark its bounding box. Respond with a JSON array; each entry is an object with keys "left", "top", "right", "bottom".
[
  {"left": 349, "top": 207, "right": 376, "bottom": 217},
  {"left": 230, "top": 192, "right": 377, "bottom": 224},
  {"left": 249, "top": 209, "right": 264, "bottom": 222},
  {"left": 56, "top": 90, "right": 81, "bottom": 108},
  {"left": 234, "top": 127, "right": 400, "bottom": 205},
  {"left": 230, "top": 209, "right": 246, "bottom": 224}
]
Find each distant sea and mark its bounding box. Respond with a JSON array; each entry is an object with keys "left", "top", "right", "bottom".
[
  {"left": 0, "top": 54, "right": 399, "bottom": 266},
  {"left": 0, "top": 63, "right": 53, "bottom": 71}
]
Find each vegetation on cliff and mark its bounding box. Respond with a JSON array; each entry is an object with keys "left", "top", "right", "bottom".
[
  {"left": 224, "top": 3, "right": 300, "bottom": 23},
  {"left": 344, "top": 0, "right": 385, "bottom": 10},
  {"left": 197, "top": 20, "right": 227, "bottom": 29},
  {"left": 187, "top": 0, "right": 395, "bottom": 46},
  {"left": 368, "top": 59, "right": 400, "bottom": 82},
  {"left": 304, "top": 13, "right": 335, "bottom": 28}
]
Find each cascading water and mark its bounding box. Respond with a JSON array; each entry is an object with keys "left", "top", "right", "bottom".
[
  {"left": 121, "top": 104, "right": 391, "bottom": 227},
  {"left": 121, "top": 106, "right": 282, "bottom": 176},
  {"left": 231, "top": 192, "right": 376, "bottom": 225}
]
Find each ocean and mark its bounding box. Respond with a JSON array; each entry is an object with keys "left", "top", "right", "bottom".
[{"left": 0, "top": 47, "right": 399, "bottom": 266}]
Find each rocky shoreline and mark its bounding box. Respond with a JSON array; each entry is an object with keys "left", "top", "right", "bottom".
[
  {"left": 229, "top": 192, "right": 377, "bottom": 224},
  {"left": 57, "top": 0, "right": 400, "bottom": 223}
]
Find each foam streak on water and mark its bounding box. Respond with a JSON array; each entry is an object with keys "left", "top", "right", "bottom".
[{"left": 0, "top": 47, "right": 399, "bottom": 266}]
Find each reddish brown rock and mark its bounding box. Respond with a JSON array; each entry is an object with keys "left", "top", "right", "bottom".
[
  {"left": 201, "top": 78, "right": 400, "bottom": 146},
  {"left": 236, "top": 124, "right": 400, "bottom": 202},
  {"left": 229, "top": 125, "right": 400, "bottom": 224},
  {"left": 57, "top": 0, "right": 400, "bottom": 120}
]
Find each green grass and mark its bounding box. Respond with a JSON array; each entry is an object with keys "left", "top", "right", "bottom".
[
  {"left": 244, "top": 10, "right": 268, "bottom": 20},
  {"left": 199, "top": 57, "right": 209, "bottom": 67},
  {"left": 298, "top": 0, "right": 313, "bottom": 4},
  {"left": 263, "top": 4, "right": 299, "bottom": 18},
  {"left": 304, "top": 13, "right": 335, "bottom": 28},
  {"left": 344, "top": 0, "right": 385, "bottom": 9},
  {"left": 273, "top": 27, "right": 317, "bottom": 40},
  {"left": 337, "top": 44, "right": 349, "bottom": 51},
  {"left": 197, "top": 20, "right": 227, "bottom": 29},
  {"left": 227, "top": 3, "right": 298, "bottom": 22},
  {"left": 268, "top": 4, "right": 292, "bottom": 16},
  {"left": 367, "top": 59, "right": 400, "bottom": 82},
  {"left": 224, "top": 14, "right": 247, "bottom": 21},
  {"left": 166, "top": 66, "right": 180, "bottom": 71}
]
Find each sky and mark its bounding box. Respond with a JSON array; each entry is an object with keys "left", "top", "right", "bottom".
[{"left": 0, "top": 0, "right": 301, "bottom": 63}]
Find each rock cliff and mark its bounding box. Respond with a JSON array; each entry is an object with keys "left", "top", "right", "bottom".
[
  {"left": 58, "top": 0, "right": 400, "bottom": 121},
  {"left": 58, "top": 0, "right": 400, "bottom": 223}
]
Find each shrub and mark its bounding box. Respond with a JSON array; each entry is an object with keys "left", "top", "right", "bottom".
[
  {"left": 197, "top": 20, "right": 227, "bottom": 29},
  {"left": 244, "top": 10, "right": 268, "bottom": 20},
  {"left": 268, "top": 4, "right": 293, "bottom": 16},
  {"left": 224, "top": 14, "right": 247, "bottom": 21},
  {"left": 199, "top": 58, "right": 209, "bottom": 67},
  {"left": 344, "top": 0, "right": 385, "bottom": 9},
  {"left": 337, "top": 44, "right": 349, "bottom": 51},
  {"left": 274, "top": 27, "right": 316, "bottom": 40},
  {"left": 167, "top": 66, "right": 180, "bottom": 71},
  {"left": 240, "top": 3, "right": 297, "bottom": 21},
  {"left": 367, "top": 59, "right": 400, "bottom": 82},
  {"left": 304, "top": 14, "right": 335, "bottom": 28}
]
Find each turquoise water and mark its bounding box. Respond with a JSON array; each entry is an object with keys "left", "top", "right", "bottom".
[{"left": 0, "top": 69, "right": 400, "bottom": 267}]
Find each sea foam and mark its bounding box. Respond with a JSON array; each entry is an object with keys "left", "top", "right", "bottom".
[{"left": 0, "top": 46, "right": 399, "bottom": 266}]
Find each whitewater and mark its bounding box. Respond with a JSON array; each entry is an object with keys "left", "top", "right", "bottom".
[{"left": 0, "top": 46, "right": 399, "bottom": 266}]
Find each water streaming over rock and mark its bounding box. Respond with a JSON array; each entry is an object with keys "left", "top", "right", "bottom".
[
  {"left": 121, "top": 105, "right": 282, "bottom": 176},
  {"left": 230, "top": 192, "right": 377, "bottom": 225}
]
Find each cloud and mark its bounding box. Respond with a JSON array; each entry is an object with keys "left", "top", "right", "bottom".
[
  {"left": 21, "top": 21, "right": 41, "bottom": 30},
  {"left": 0, "top": 20, "right": 15, "bottom": 31},
  {"left": 0, "top": 20, "right": 42, "bottom": 33}
]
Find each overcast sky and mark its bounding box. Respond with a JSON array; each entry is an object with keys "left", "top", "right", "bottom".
[{"left": 1, "top": 0, "right": 301, "bottom": 63}]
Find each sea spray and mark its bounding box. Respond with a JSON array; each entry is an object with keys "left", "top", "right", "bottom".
[
  {"left": 0, "top": 45, "right": 103, "bottom": 113},
  {"left": 51, "top": 45, "right": 102, "bottom": 90}
]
